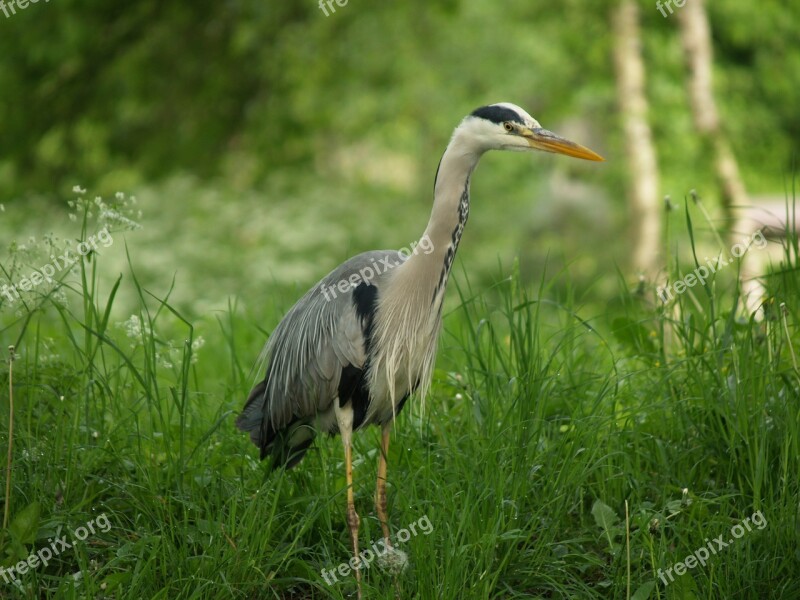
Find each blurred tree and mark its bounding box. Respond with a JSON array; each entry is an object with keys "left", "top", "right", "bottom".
[
  {"left": 0, "top": 0, "right": 795, "bottom": 211},
  {"left": 613, "top": 0, "right": 661, "bottom": 282},
  {"left": 0, "top": 1, "right": 315, "bottom": 196},
  {"left": 678, "top": 0, "right": 748, "bottom": 240}
]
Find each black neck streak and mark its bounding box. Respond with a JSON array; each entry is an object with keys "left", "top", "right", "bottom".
[{"left": 432, "top": 177, "right": 470, "bottom": 304}]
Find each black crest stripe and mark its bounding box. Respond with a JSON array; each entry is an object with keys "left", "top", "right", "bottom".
[{"left": 470, "top": 105, "right": 524, "bottom": 125}]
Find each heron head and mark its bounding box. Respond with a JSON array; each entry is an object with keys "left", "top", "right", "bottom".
[{"left": 465, "top": 102, "right": 604, "bottom": 161}]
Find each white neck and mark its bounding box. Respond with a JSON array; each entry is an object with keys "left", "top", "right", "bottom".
[
  {"left": 404, "top": 125, "right": 487, "bottom": 301},
  {"left": 367, "top": 122, "right": 488, "bottom": 410}
]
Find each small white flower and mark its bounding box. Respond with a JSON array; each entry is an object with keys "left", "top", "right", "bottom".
[
  {"left": 52, "top": 289, "right": 68, "bottom": 306},
  {"left": 190, "top": 336, "right": 205, "bottom": 364},
  {"left": 72, "top": 185, "right": 87, "bottom": 194},
  {"left": 116, "top": 314, "right": 149, "bottom": 339},
  {"left": 101, "top": 208, "right": 141, "bottom": 230},
  {"left": 115, "top": 191, "right": 125, "bottom": 200}
]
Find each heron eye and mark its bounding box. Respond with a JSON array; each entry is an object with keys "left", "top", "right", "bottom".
[{"left": 503, "top": 122, "right": 514, "bottom": 132}]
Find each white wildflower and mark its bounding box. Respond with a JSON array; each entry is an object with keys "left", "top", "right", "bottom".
[
  {"left": 190, "top": 336, "right": 205, "bottom": 364},
  {"left": 52, "top": 289, "right": 68, "bottom": 306},
  {"left": 101, "top": 208, "right": 141, "bottom": 230},
  {"left": 116, "top": 314, "right": 150, "bottom": 340}
]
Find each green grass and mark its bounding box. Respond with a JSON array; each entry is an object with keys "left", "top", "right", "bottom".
[{"left": 1, "top": 190, "right": 799, "bottom": 599}]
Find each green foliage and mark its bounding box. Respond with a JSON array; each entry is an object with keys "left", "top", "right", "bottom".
[{"left": 0, "top": 1, "right": 797, "bottom": 200}]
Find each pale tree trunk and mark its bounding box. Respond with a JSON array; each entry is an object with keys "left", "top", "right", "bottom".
[
  {"left": 677, "top": 0, "right": 748, "bottom": 235},
  {"left": 613, "top": 0, "right": 662, "bottom": 282},
  {"left": 678, "top": 0, "right": 758, "bottom": 311}
]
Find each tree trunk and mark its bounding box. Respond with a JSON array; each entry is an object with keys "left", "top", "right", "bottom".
[
  {"left": 678, "top": 0, "right": 762, "bottom": 312},
  {"left": 613, "top": 0, "right": 662, "bottom": 282},
  {"left": 677, "top": 0, "right": 748, "bottom": 236}
]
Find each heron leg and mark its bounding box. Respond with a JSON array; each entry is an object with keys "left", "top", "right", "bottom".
[
  {"left": 375, "top": 421, "right": 392, "bottom": 544},
  {"left": 376, "top": 422, "right": 402, "bottom": 600},
  {"left": 344, "top": 436, "right": 362, "bottom": 597},
  {"left": 336, "top": 402, "right": 362, "bottom": 599}
]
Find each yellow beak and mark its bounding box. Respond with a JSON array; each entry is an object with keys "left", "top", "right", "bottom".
[{"left": 524, "top": 128, "right": 604, "bottom": 161}]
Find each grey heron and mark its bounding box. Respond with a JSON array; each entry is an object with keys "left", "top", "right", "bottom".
[{"left": 236, "top": 102, "right": 603, "bottom": 594}]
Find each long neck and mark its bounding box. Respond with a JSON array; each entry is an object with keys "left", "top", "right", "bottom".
[
  {"left": 403, "top": 127, "right": 485, "bottom": 302},
  {"left": 368, "top": 124, "right": 486, "bottom": 406}
]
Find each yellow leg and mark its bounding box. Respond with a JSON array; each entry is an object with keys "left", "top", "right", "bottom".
[
  {"left": 375, "top": 422, "right": 392, "bottom": 544},
  {"left": 343, "top": 436, "right": 362, "bottom": 599},
  {"left": 336, "top": 401, "right": 361, "bottom": 599},
  {"left": 376, "top": 422, "right": 402, "bottom": 599}
]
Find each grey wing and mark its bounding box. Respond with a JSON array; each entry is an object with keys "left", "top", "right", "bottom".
[{"left": 236, "top": 249, "right": 406, "bottom": 466}]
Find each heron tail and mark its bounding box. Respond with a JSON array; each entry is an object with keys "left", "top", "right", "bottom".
[
  {"left": 236, "top": 379, "right": 316, "bottom": 470},
  {"left": 236, "top": 379, "right": 268, "bottom": 448}
]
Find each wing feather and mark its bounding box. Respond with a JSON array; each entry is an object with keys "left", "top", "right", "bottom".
[{"left": 236, "top": 249, "right": 406, "bottom": 463}]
